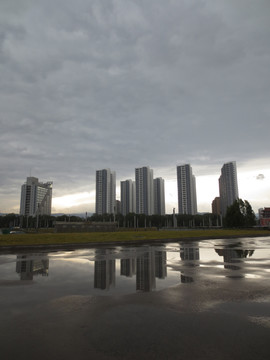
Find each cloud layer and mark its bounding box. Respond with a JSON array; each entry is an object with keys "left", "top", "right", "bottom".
[{"left": 1, "top": 0, "right": 270, "bottom": 213}]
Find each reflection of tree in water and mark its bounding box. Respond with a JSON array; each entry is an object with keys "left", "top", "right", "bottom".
[{"left": 215, "top": 245, "right": 254, "bottom": 272}]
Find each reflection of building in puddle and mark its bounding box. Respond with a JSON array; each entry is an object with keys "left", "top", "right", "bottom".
[
  {"left": 120, "top": 258, "right": 136, "bottom": 277},
  {"left": 215, "top": 247, "right": 254, "bottom": 278},
  {"left": 180, "top": 246, "right": 200, "bottom": 262},
  {"left": 180, "top": 244, "right": 200, "bottom": 283},
  {"left": 180, "top": 274, "right": 194, "bottom": 283},
  {"left": 16, "top": 254, "right": 49, "bottom": 280},
  {"left": 93, "top": 248, "right": 167, "bottom": 292},
  {"left": 155, "top": 251, "right": 167, "bottom": 279},
  {"left": 94, "top": 249, "right": 115, "bottom": 290},
  {"left": 136, "top": 249, "right": 167, "bottom": 292},
  {"left": 136, "top": 250, "right": 156, "bottom": 292}
]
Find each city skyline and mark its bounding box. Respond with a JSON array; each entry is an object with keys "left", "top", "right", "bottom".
[
  {"left": 0, "top": 1, "right": 269, "bottom": 214},
  {"left": 1, "top": 159, "right": 268, "bottom": 216},
  {"left": 17, "top": 161, "right": 254, "bottom": 218}
]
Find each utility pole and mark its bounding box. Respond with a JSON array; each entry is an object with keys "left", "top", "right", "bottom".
[
  {"left": 173, "top": 208, "right": 177, "bottom": 228},
  {"left": 36, "top": 204, "right": 39, "bottom": 229}
]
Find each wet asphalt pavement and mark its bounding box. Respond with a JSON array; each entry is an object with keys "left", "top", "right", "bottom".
[{"left": 1, "top": 237, "right": 270, "bottom": 359}]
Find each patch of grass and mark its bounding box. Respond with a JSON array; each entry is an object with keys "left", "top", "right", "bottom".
[{"left": 0, "top": 229, "right": 269, "bottom": 247}]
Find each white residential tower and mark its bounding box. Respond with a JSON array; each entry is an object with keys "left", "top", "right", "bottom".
[
  {"left": 20, "top": 177, "right": 53, "bottom": 216},
  {"left": 153, "top": 177, "right": 165, "bottom": 215},
  {"left": 95, "top": 169, "right": 116, "bottom": 215},
  {"left": 135, "top": 166, "right": 154, "bottom": 215},
  {"left": 219, "top": 161, "right": 239, "bottom": 216},
  {"left": 177, "top": 164, "right": 197, "bottom": 215},
  {"left": 120, "top": 179, "right": 136, "bottom": 215}
]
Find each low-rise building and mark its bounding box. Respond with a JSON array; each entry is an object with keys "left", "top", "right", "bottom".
[
  {"left": 54, "top": 221, "right": 117, "bottom": 233},
  {"left": 259, "top": 207, "right": 270, "bottom": 226}
]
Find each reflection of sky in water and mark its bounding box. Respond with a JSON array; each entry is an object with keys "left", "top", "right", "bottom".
[{"left": 0, "top": 237, "right": 270, "bottom": 302}]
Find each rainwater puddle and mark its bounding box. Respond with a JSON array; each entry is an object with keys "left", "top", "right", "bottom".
[{"left": 0, "top": 237, "right": 270, "bottom": 299}]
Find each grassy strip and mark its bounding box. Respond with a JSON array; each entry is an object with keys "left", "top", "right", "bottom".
[{"left": 0, "top": 229, "right": 269, "bottom": 247}]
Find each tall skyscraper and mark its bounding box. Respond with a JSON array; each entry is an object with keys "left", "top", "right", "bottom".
[
  {"left": 219, "top": 161, "right": 239, "bottom": 216},
  {"left": 177, "top": 164, "right": 197, "bottom": 215},
  {"left": 20, "top": 177, "right": 53, "bottom": 216},
  {"left": 120, "top": 179, "right": 136, "bottom": 215},
  {"left": 135, "top": 166, "right": 154, "bottom": 215},
  {"left": 95, "top": 169, "right": 116, "bottom": 215},
  {"left": 153, "top": 177, "right": 165, "bottom": 215}
]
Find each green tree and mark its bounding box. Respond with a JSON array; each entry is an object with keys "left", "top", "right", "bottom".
[{"left": 225, "top": 199, "right": 256, "bottom": 227}]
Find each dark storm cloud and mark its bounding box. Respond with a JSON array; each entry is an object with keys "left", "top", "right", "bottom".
[{"left": 0, "top": 0, "right": 270, "bottom": 212}]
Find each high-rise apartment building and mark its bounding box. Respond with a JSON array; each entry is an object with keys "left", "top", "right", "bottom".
[
  {"left": 219, "top": 161, "right": 239, "bottom": 216},
  {"left": 135, "top": 166, "right": 154, "bottom": 215},
  {"left": 153, "top": 177, "right": 165, "bottom": 215},
  {"left": 20, "top": 177, "right": 53, "bottom": 216},
  {"left": 95, "top": 169, "right": 116, "bottom": 215},
  {"left": 120, "top": 179, "right": 136, "bottom": 215},
  {"left": 177, "top": 164, "right": 197, "bottom": 215},
  {"left": 115, "top": 200, "right": 121, "bottom": 214}
]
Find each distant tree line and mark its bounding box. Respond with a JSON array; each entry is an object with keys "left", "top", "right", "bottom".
[
  {"left": 89, "top": 198, "right": 257, "bottom": 228},
  {"left": 0, "top": 199, "right": 257, "bottom": 230},
  {"left": 0, "top": 214, "right": 85, "bottom": 229},
  {"left": 0, "top": 212, "right": 221, "bottom": 229},
  {"left": 88, "top": 212, "right": 222, "bottom": 229}
]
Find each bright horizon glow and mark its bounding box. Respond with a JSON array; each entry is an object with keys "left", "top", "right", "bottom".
[
  {"left": 52, "top": 192, "right": 95, "bottom": 214},
  {"left": 48, "top": 167, "right": 269, "bottom": 215}
]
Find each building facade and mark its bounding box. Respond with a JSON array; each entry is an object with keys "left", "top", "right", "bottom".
[
  {"left": 259, "top": 207, "right": 270, "bottom": 227},
  {"left": 212, "top": 197, "right": 221, "bottom": 215},
  {"left": 20, "top": 177, "right": 53, "bottom": 216},
  {"left": 177, "top": 164, "right": 197, "bottom": 215},
  {"left": 153, "top": 177, "right": 165, "bottom": 215},
  {"left": 120, "top": 179, "right": 136, "bottom": 215},
  {"left": 219, "top": 161, "right": 239, "bottom": 216},
  {"left": 95, "top": 169, "right": 116, "bottom": 215},
  {"left": 135, "top": 166, "right": 154, "bottom": 215}
]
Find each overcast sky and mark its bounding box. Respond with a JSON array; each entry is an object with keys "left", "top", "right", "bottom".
[{"left": 0, "top": 0, "right": 269, "bottom": 215}]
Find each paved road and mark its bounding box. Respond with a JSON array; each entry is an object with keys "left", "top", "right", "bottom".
[{"left": 1, "top": 277, "right": 270, "bottom": 359}]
